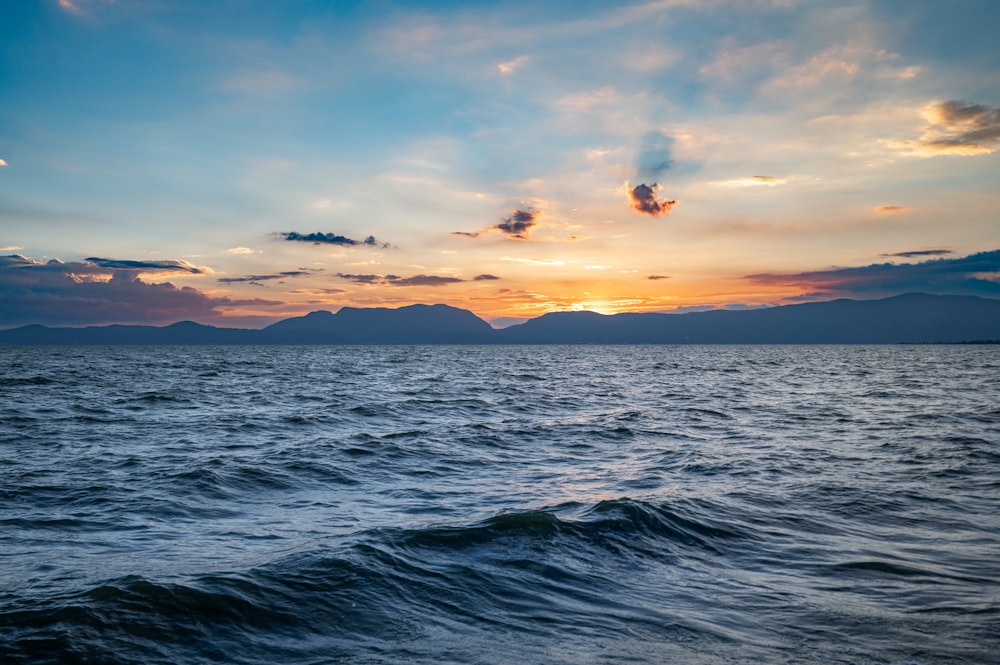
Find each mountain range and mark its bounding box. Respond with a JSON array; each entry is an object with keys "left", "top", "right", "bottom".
[{"left": 2, "top": 293, "right": 999, "bottom": 345}]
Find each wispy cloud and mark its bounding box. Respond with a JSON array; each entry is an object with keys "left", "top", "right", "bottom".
[
  {"left": 746, "top": 250, "right": 1000, "bottom": 299},
  {"left": 874, "top": 205, "right": 907, "bottom": 214},
  {"left": 85, "top": 257, "right": 211, "bottom": 274},
  {"left": 280, "top": 232, "right": 391, "bottom": 248},
  {"left": 335, "top": 272, "right": 498, "bottom": 287},
  {"left": 635, "top": 131, "right": 675, "bottom": 181},
  {"left": 891, "top": 100, "right": 1000, "bottom": 157},
  {"left": 227, "top": 247, "right": 256, "bottom": 255},
  {"left": 767, "top": 44, "right": 864, "bottom": 89},
  {"left": 626, "top": 182, "right": 677, "bottom": 217},
  {"left": 0, "top": 158, "right": 8, "bottom": 167},
  {"left": 880, "top": 249, "right": 952, "bottom": 259},
  {"left": 497, "top": 55, "right": 528, "bottom": 74},
  {"left": 56, "top": 0, "right": 116, "bottom": 17},
  {"left": 501, "top": 257, "right": 566, "bottom": 266},
  {"left": 222, "top": 69, "right": 305, "bottom": 95},
  {"left": 58, "top": 0, "right": 82, "bottom": 13},
  {"left": 715, "top": 175, "right": 787, "bottom": 188},
  {"left": 218, "top": 270, "right": 318, "bottom": 285},
  {"left": 647, "top": 275, "right": 670, "bottom": 280}
]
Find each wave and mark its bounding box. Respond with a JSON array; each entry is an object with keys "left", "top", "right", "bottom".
[{"left": 0, "top": 499, "right": 767, "bottom": 664}]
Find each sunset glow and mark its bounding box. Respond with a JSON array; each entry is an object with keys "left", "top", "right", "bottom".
[{"left": 1, "top": 0, "right": 998, "bottom": 328}]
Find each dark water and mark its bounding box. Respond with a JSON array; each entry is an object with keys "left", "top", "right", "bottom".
[{"left": 1, "top": 345, "right": 998, "bottom": 664}]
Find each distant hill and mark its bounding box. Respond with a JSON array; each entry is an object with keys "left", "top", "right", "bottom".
[
  {"left": 1, "top": 293, "right": 999, "bottom": 345},
  {"left": 261, "top": 303, "right": 496, "bottom": 344},
  {"left": 0, "top": 321, "right": 258, "bottom": 345},
  {"left": 498, "top": 293, "right": 1000, "bottom": 344}
]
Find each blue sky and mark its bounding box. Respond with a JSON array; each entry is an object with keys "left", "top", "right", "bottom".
[{"left": 1, "top": 0, "right": 998, "bottom": 327}]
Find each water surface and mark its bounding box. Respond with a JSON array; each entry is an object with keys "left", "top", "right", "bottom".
[{"left": 1, "top": 345, "right": 998, "bottom": 663}]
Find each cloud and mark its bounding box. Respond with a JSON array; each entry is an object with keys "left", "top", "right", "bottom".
[
  {"left": 84, "top": 257, "right": 209, "bottom": 274},
  {"left": 1, "top": 245, "right": 20, "bottom": 251},
  {"left": 335, "top": 273, "right": 385, "bottom": 284},
  {"left": 746, "top": 250, "right": 1000, "bottom": 299},
  {"left": 335, "top": 272, "right": 490, "bottom": 287},
  {"left": 217, "top": 270, "right": 316, "bottom": 285},
  {"left": 280, "top": 232, "right": 391, "bottom": 248},
  {"left": 647, "top": 275, "right": 670, "bottom": 280},
  {"left": 56, "top": 0, "right": 114, "bottom": 16},
  {"left": 881, "top": 249, "right": 952, "bottom": 259},
  {"left": 501, "top": 257, "right": 566, "bottom": 266},
  {"left": 222, "top": 69, "right": 305, "bottom": 95},
  {"left": 874, "top": 205, "right": 907, "bottom": 214},
  {"left": 716, "top": 175, "right": 787, "bottom": 188},
  {"left": 227, "top": 247, "right": 256, "bottom": 255},
  {"left": 496, "top": 209, "right": 539, "bottom": 238},
  {"left": 498, "top": 55, "right": 528, "bottom": 74},
  {"left": 0, "top": 254, "right": 278, "bottom": 327},
  {"left": 636, "top": 131, "right": 675, "bottom": 180},
  {"left": 290, "top": 287, "right": 348, "bottom": 296},
  {"left": 392, "top": 275, "right": 464, "bottom": 287},
  {"left": 892, "top": 100, "right": 1000, "bottom": 157},
  {"left": 454, "top": 209, "right": 541, "bottom": 240},
  {"left": 626, "top": 182, "right": 677, "bottom": 217},
  {"left": 0, "top": 159, "right": 7, "bottom": 167}
]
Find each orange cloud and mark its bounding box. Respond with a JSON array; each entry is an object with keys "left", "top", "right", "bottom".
[
  {"left": 626, "top": 182, "right": 677, "bottom": 217},
  {"left": 716, "top": 175, "right": 786, "bottom": 188},
  {"left": 874, "top": 205, "right": 907, "bottom": 214},
  {"left": 892, "top": 100, "right": 1000, "bottom": 157}
]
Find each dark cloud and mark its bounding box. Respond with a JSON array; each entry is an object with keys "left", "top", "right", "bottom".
[
  {"left": 880, "top": 249, "right": 953, "bottom": 259},
  {"left": 0, "top": 254, "right": 278, "bottom": 327},
  {"left": 280, "top": 232, "right": 391, "bottom": 248},
  {"left": 335, "top": 273, "right": 386, "bottom": 284},
  {"left": 902, "top": 100, "right": 1000, "bottom": 156},
  {"left": 392, "top": 275, "right": 466, "bottom": 287},
  {"left": 336, "top": 272, "right": 494, "bottom": 287},
  {"left": 495, "top": 210, "right": 539, "bottom": 239},
  {"left": 636, "top": 131, "right": 675, "bottom": 180},
  {"left": 647, "top": 275, "right": 670, "bottom": 280},
  {"left": 84, "top": 257, "right": 206, "bottom": 273},
  {"left": 627, "top": 182, "right": 677, "bottom": 217},
  {"left": 217, "top": 270, "right": 315, "bottom": 285},
  {"left": 453, "top": 209, "right": 540, "bottom": 240},
  {"left": 747, "top": 250, "right": 1000, "bottom": 299},
  {"left": 290, "top": 287, "right": 348, "bottom": 296}
]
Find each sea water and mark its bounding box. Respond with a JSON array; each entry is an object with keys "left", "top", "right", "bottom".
[{"left": 1, "top": 345, "right": 998, "bottom": 664}]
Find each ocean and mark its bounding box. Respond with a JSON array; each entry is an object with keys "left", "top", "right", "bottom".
[{"left": 1, "top": 345, "right": 998, "bottom": 664}]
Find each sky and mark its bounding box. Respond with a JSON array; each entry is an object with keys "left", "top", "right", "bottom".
[{"left": 1, "top": 0, "right": 999, "bottom": 328}]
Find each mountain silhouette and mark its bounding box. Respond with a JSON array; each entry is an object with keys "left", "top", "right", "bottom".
[
  {"left": 499, "top": 293, "right": 1000, "bottom": 344},
  {"left": 1, "top": 293, "right": 998, "bottom": 345},
  {"left": 262, "top": 303, "right": 496, "bottom": 344}
]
